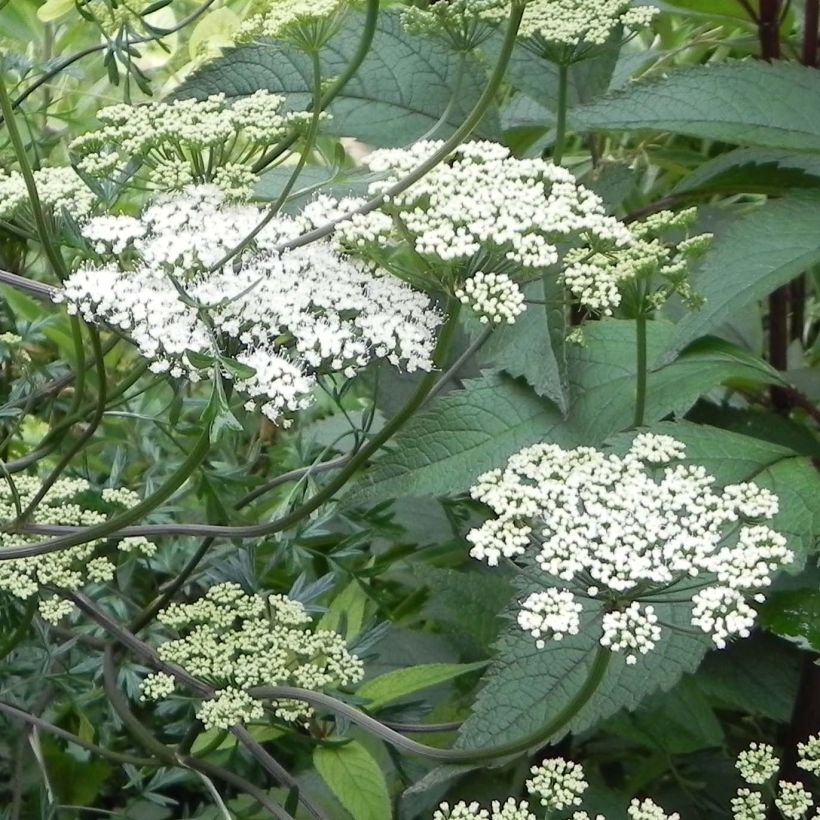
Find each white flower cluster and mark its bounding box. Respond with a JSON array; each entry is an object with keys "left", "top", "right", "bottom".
[
  {"left": 563, "top": 209, "right": 712, "bottom": 316},
  {"left": 337, "top": 140, "right": 632, "bottom": 280},
  {"left": 731, "top": 789, "right": 767, "bottom": 820},
  {"left": 433, "top": 758, "right": 587, "bottom": 820},
  {"left": 776, "top": 782, "right": 814, "bottom": 819},
  {"left": 736, "top": 743, "right": 780, "bottom": 785},
  {"left": 527, "top": 758, "right": 588, "bottom": 811},
  {"left": 0, "top": 478, "right": 155, "bottom": 622},
  {"left": 71, "top": 92, "right": 311, "bottom": 200},
  {"left": 799, "top": 735, "right": 820, "bottom": 775},
  {"left": 57, "top": 186, "right": 441, "bottom": 425},
  {"left": 628, "top": 799, "right": 680, "bottom": 820},
  {"left": 402, "top": 0, "right": 508, "bottom": 50},
  {"left": 456, "top": 272, "right": 526, "bottom": 325},
  {"left": 142, "top": 582, "right": 364, "bottom": 731},
  {"left": 518, "top": 0, "right": 658, "bottom": 48},
  {"left": 0, "top": 166, "right": 94, "bottom": 224},
  {"left": 467, "top": 433, "right": 792, "bottom": 662},
  {"left": 731, "top": 739, "right": 820, "bottom": 819},
  {"left": 237, "top": 0, "right": 348, "bottom": 43},
  {"left": 401, "top": 0, "right": 656, "bottom": 54}
]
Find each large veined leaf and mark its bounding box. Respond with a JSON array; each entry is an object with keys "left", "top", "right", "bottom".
[
  {"left": 672, "top": 148, "right": 820, "bottom": 197},
  {"left": 571, "top": 61, "right": 820, "bottom": 152},
  {"left": 349, "top": 321, "right": 777, "bottom": 505},
  {"left": 314, "top": 741, "right": 391, "bottom": 820},
  {"left": 176, "top": 10, "right": 495, "bottom": 147},
  {"left": 345, "top": 373, "right": 570, "bottom": 505},
  {"left": 667, "top": 193, "right": 820, "bottom": 357},
  {"left": 454, "top": 422, "right": 816, "bottom": 752},
  {"left": 455, "top": 587, "right": 711, "bottom": 751},
  {"left": 474, "top": 280, "right": 567, "bottom": 412},
  {"left": 567, "top": 320, "right": 779, "bottom": 442}
]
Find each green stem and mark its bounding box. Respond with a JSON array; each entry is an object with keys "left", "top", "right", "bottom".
[
  {"left": 209, "top": 46, "right": 326, "bottom": 272},
  {"left": 8, "top": 304, "right": 462, "bottom": 556},
  {"left": 251, "top": 647, "right": 611, "bottom": 764},
  {"left": 16, "top": 328, "right": 107, "bottom": 522},
  {"left": 277, "top": 0, "right": 527, "bottom": 253},
  {"left": 251, "top": 0, "right": 380, "bottom": 174},
  {"left": 634, "top": 311, "right": 648, "bottom": 428},
  {"left": 553, "top": 62, "right": 570, "bottom": 164},
  {"left": 0, "top": 75, "right": 67, "bottom": 280},
  {"left": 0, "top": 698, "right": 159, "bottom": 767},
  {"left": 0, "top": 597, "right": 36, "bottom": 661},
  {"left": 4, "top": 427, "right": 212, "bottom": 556}
]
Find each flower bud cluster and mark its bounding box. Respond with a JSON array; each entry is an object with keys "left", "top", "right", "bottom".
[
  {"left": 562, "top": 209, "right": 712, "bottom": 316},
  {"left": 71, "top": 92, "right": 312, "bottom": 200},
  {"left": 0, "top": 478, "right": 156, "bottom": 622},
  {"left": 237, "top": 0, "right": 349, "bottom": 46},
  {"left": 628, "top": 799, "right": 680, "bottom": 820},
  {"left": 0, "top": 166, "right": 95, "bottom": 225},
  {"left": 731, "top": 738, "right": 820, "bottom": 819},
  {"left": 402, "top": 0, "right": 507, "bottom": 50},
  {"left": 401, "top": 0, "right": 657, "bottom": 55},
  {"left": 57, "top": 185, "right": 441, "bottom": 425},
  {"left": 467, "top": 433, "right": 792, "bottom": 660},
  {"left": 336, "top": 140, "right": 632, "bottom": 288},
  {"left": 455, "top": 272, "right": 526, "bottom": 325},
  {"left": 142, "top": 582, "right": 364, "bottom": 730},
  {"left": 736, "top": 743, "right": 780, "bottom": 785},
  {"left": 433, "top": 758, "right": 587, "bottom": 820},
  {"left": 519, "top": 1, "right": 658, "bottom": 48}
]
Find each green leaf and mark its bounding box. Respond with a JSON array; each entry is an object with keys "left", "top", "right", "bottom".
[
  {"left": 761, "top": 589, "right": 820, "bottom": 652},
  {"left": 474, "top": 280, "right": 567, "bottom": 412},
  {"left": 673, "top": 148, "right": 820, "bottom": 197},
  {"left": 345, "top": 373, "right": 570, "bottom": 505},
  {"left": 318, "top": 579, "right": 369, "bottom": 640},
  {"left": 697, "top": 633, "right": 801, "bottom": 722},
  {"left": 568, "top": 320, "right": 779, "bottom": 442},
  {"left": 177, "top": 10, "right": 496, "bottom": 147},
  {"left": 314, "top": 741, "right": 392, "bottom": 820},
  {"left": 572, "top": 62, "right": 820, "bottom": 152},
  {"left": 455, "top": 589, "right": 711, "bottom": 752},
  {"left": 604, "top": 679, "right": 723, "bottom": 755},
  {"left": 356, "top": 662, "right": 486, "bottom": 711},
  {"left": 668, "top": 193, "right": 820, "bottom": 357}
]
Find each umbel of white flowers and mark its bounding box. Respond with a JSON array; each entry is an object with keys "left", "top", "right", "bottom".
[
  {"left": 57, "top": 185, "right": 441, "bottom": 426},
  {"left": 403, "top": 0, "right": 658, "bottom": 54},
  {"left": 0, "top": 478, "right": 156, "bottom": 623},
  {"left": 334, "top": 140, "right": 645, "bottom": 316},
  {"left": 140, "top": 582, "right": 364, "bottom": 731},
  {"left": 433, "top": 758, "right": 679, "bottom": 820},
  {"left": 732, "top": 737, "right": 820, "bottom": 820},
  {"left": 70, "top": 91, "right": 314, "bottom": 200},
  {"left": 467, "top": 433, "right": 792, "bottom": 662}
]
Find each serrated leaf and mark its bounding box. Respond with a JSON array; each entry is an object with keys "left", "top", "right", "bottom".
[
  {"left": 568, "top": 320, "right": 779, "bottom": 442},
  {"left": 345, "top": 373, "right": 570, "bottom": 505},
  {"left": 666, "top": 193, "right": 820, "bottom": 357},
  {"left": 697, "top": 633, "right": 801, "bottom": 722},
  {"left": 176, "top": 10, "right": 496, "bottom": 147},
  {"left": 455, "top": 592, "right": 711, "bottom": 752},
  {"left": 673, "top": 148, "right": 820, "bottom": 197},
  {"left": 572, "top": 62, "right": 820, "bottom": 152},
  {"left": 314, "top": 741, "right": 391, "bottom": 820},
  {"left": 357, "top": 662, "right": 486, "bottom": 711},
  {"left": 760, "top": 589, "right": 820, "bottom": 652},
  {"left": 474, "top": 280, "right": 567, "bottom": 411}
]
